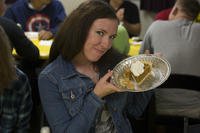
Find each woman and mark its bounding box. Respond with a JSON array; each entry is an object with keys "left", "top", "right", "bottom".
[
  {"left": 38, "top": 0, "right": 152, "bottom": 133},
  {"left": 0, "top": 26, "right": 32, "bottom": 132}
]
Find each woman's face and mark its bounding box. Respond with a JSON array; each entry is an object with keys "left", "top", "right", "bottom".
[{"left": 82, "top": 18, "right": 118, "bottom": 62}]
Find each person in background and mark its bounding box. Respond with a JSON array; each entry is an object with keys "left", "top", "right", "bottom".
[
  {"left": 140, "top": 0, "right": 200, "bottom": 120},
  {"left": 105, "top": 0, "right": 141, "bottom": 37},
  {"left": 0, "top": 25, "right": 32, "bottom": 132},
  {"left": 112, "top": 24, "right": 130, "bottom": 55},
  {"left": 4, "top": 0, "right": 66, "bottom": 40},
  {"left": 154, "top": 8, "right": 172, "bottom": 20},
  {"left": 38, "top": 0, "right": 152, "bottom": 132}
]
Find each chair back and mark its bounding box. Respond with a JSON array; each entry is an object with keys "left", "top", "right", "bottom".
[{"left": 152, "top": 74, "right": 200, "bottom": 133}]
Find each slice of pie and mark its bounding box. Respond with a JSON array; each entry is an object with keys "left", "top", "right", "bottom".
[
  {"left": 119, "top": 60, "right": 152, "bottom": 89},
  {"left": 130, "top": 61, "right": 152, "bottom": 85}
]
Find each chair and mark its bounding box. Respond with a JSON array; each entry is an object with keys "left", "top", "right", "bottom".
[{"left": 148, "top": 74, "right": 200, "bottom": 133}]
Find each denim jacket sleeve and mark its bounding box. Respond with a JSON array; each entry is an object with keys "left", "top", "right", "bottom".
[{"left": 38, "top": 73, "right": 104, "bottom": 133}]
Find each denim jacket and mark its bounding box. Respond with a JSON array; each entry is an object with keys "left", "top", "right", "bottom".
[{"left": 38, "top": 56, "right": 152, "bottom": 133}]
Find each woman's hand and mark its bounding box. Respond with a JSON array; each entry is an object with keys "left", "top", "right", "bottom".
[
  {"left": 38, "top": 30, "right": 53, "bottom": 40},
  {"left": 93, "top": 70, "right": 121, "bottom": 98}
]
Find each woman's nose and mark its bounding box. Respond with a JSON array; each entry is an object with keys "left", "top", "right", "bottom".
[{"left": 101, "top": 37, "right": 112, "bottom": 49}]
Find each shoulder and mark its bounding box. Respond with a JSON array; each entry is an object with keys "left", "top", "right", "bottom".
[{"left": 39, "top": 56, "right": 73, "bottom": 79}]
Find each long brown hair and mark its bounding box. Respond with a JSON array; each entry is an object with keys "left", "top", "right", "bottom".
[
  {"left": 0, "top": 26, "right": 16, "bottom": 93},
  {"left": 49, "top": 0, "right": 119, "bottom": 63}
]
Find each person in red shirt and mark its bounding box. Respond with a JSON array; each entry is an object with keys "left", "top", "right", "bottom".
[{"left": 155, "top": 8, "right": 172, "bottom": 20}]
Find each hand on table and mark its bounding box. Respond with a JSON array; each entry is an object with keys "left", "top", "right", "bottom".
[
  {"left": 38, "top": 30, "right": 53, "bottom": 40},
  {"left": 93, "top": 70, "right": 121, "bottom": 98}
]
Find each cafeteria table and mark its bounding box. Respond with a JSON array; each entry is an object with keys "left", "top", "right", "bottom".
[
  {"left": 13, "top": 39, "right": 52, "bottom": 60},
  {"left": 128, "top": 37, "right": 142, "bottom": 56}
]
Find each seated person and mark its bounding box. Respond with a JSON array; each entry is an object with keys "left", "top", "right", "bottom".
[
  {"left": 0, "top": 25, "right": 32, "bottom": 132},
  {"left": 4, "top": 0, "right": 66, "bottom": 40},
  {"left": 140, "top": 0, "right": 200, "bottom": 118},
  {"left": 105, "top": 0, "right": 141, "bottom": 37},
  {"left": 112, "top": 24, "right": 130, "bottom": 55}
]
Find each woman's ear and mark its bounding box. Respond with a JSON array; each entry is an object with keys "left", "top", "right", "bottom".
[
  {"left": 169, "top": 6, "right": 178, "bottom": 20},
  {"left": 172, "top": 7, "right": 178, "bottom": 16}
]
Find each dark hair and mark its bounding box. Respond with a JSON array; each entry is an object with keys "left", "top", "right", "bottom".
[
  {"left": 177, "top": 0, "right": 200, "bottom": 20},
  {"left": 49, "top": 0, "right": 119, "bottom": 62},
  {"left": 0, "top": 26, "right": 16, "bottom": 92}
]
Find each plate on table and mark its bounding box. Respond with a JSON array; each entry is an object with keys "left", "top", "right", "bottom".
[{"left": 111, "top": 54, "right": 171, "bottom": 92}]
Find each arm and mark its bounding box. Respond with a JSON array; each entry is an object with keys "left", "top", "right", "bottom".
[
  {"left": 38, "top": 74, "right": 104, "bottom": 133},
  {"left": 12, "top": 24, "right": 40, "bottom": 62},
  {"left": 0, "top": 17, "right": 39, "bottom": 62}
]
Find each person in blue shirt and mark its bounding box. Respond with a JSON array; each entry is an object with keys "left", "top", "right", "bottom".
[
  {"left": 4, "top": 0, "right": 66, "bottom": 40},
  {"left": 0, "top": 25, "right": 32, "bottom": 132},
  {"left": 38, "top": 1, "right": 152, "bottom": 132}
]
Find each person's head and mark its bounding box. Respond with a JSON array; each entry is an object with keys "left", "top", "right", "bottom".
[
  {"left": 50, "top": 0, "right": 119, "bottom": 63},
  {"left": 0, "top": 0, "right": 6, "bottom": 16},
  {"left": 0, "top": 26, "right": 16, "bottom": 93},
  {"left": 169, "top": 0, "right": 200, "bottom": 20}
]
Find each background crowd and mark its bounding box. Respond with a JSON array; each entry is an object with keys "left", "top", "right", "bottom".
[{"left": 0, "top": 0, "right": 200, "bottom": 133}]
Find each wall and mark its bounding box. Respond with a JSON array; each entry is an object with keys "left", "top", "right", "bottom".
[
  {"left": 130, "top": 0, "right": 155, "bottom": 39},
  {"left": 59, "top": 0, "right": 86, "bottom": 15}
]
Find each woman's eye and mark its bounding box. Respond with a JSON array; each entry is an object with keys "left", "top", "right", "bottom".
[
  {"left": 110, "top": 35, "right": 117, "bottom": 40},
  {"left": 96, "top": 31, "right": 104, "bottom": 36}
]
